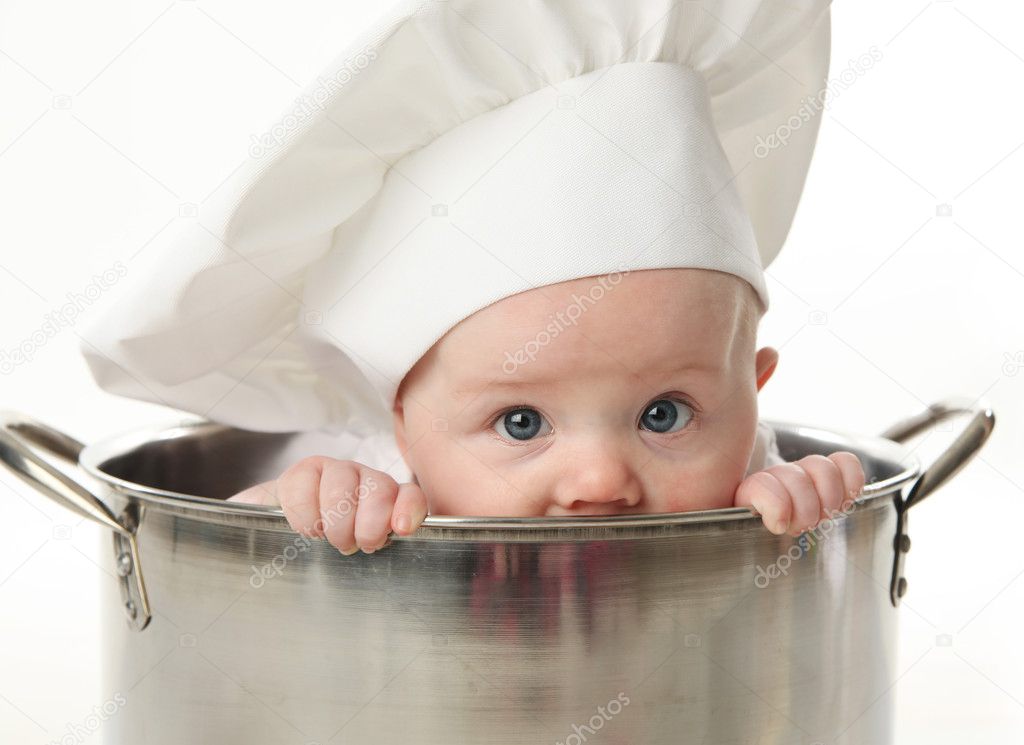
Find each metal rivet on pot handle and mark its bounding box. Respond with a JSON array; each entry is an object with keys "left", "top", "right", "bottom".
[
  {"left": 0, "top": 411, "right": 152, "bottom": 631},
  {"left": 880, "top": 397, "right": 996, "bottom": 607}
]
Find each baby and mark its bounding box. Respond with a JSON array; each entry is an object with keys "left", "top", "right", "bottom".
[{"left": 228, "top": 267, "right": 865, "bottom": 554}]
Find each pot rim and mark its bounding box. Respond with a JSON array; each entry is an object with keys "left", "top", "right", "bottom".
[{"left": 77, "top": 417, "right": 921, "bottom": 537}]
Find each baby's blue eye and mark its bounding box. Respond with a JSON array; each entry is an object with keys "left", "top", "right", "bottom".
[
  {"left": 494, "top": 407, "right": 552, "bottom": 441},
  {"left": 639, "top": 398, "right": 694, "bottom": 434}
]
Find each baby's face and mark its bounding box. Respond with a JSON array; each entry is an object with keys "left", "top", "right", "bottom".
[{"left": 392, "top": 268, "right": 776, "bottom": 516}]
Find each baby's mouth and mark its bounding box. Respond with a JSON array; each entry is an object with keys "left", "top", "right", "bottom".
[{"left": 545, "top": 503, "right": 640, "bottom": 518}]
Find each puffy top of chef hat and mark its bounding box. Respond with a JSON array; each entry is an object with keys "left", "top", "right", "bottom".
[{"left": 81, "top": 0, "right": 832, "bottom": 436}]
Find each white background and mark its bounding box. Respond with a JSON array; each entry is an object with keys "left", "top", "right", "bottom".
[{"left": 1, "top": 1, "right": 1021, "bottom": 743}]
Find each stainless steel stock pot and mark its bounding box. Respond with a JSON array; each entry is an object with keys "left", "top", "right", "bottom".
[{"left": 0, "top": 398, "right": 994, "bottom": 745}]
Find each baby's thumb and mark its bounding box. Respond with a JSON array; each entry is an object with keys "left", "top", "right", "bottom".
[
  {"left": 732, "top": 474, "right": 763, "bottom": 509},
  {"left": 391, "top": 482, "right": 429, "bottom": 535},
  {"left": 733, "top": 472, "right": 790, "bottom": 535}
]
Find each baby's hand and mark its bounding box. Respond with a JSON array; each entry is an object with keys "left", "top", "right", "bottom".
[
  {"left": 733, "top": 453, "right": 865, "bottom": 536},
  {"left": 226, "top": 457, "right": 428, "bottom": 554}
]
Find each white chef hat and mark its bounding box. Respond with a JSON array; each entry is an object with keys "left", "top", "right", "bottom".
[{"left": 81, "top": 0, "right": 831, "bottom": 437}]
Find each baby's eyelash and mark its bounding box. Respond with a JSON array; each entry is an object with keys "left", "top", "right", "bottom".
[
  {"left": 486, "top": 405, "right": 549, "bottom": 446},
  {"left": 489, "top": 405, "right": 535, "bottom": 426},
  {"left": 661, "top": 390, "right": 701, "bottom": 411},
  {"left": 641, "top": 396, "right": 702, "bottom": 434}
]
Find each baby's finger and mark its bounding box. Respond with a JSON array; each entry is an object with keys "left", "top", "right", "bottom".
[
  {"left": 793, "top": 454, "right": 846, "bottom": 521},
  {"left": 734, "top": 470, "right": 792, "bottom": 535},
  {"left": 391, "top": 483, "right": 429, "bottom": 535},
  {"left": 278, "top": 457, "right": 327, "bottom": 538},
  {"left": 318, "top": 460, "right": 362, "bottom": 555},
  {"left": 352, "top": 471, "right": 400, "bottom": 553},
  {"left": 765, "top": 463, "right": 820, "bottom": 536},
  {"left": 828, "top": 452, "right": 866, "bottom": 509}
]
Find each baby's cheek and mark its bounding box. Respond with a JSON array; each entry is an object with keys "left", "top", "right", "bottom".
[
  {"left": 659, "top": 490, "right": 734, "bottom": 513},
  {"left": 423, "top": 459, "right": 543, "bottom": 517},
  {"left": 413, "top": 455, "right": 493, "bottom": 516},
  {"left": 655, "top": 462, "right": 741, "bottom": 512}
]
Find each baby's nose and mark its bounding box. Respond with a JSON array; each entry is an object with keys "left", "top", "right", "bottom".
[{"left": 549, "top": 455, "right": 643, "bottom": 514}]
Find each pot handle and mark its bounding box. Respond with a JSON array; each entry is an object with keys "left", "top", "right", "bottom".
[
  {"left": 0, "top": 411, "right": 152, "bottom": 631},
  {"left": 879, "top": 397, "right": 996, "bottom": 606}
]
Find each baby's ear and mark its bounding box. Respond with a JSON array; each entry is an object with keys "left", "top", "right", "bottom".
[
  {"left": 392, "top": 395, "right": 408, "bottom": 452},
  {"left": 755, "top": 346, "right": 779, "bottom": 392},
  {"left": 391, "top": 397, "right": 420, "bottom": 479}
]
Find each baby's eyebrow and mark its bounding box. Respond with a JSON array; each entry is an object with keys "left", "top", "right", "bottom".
[{"left": 454, "top": 377, "right": 541, "bottom": 399}]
